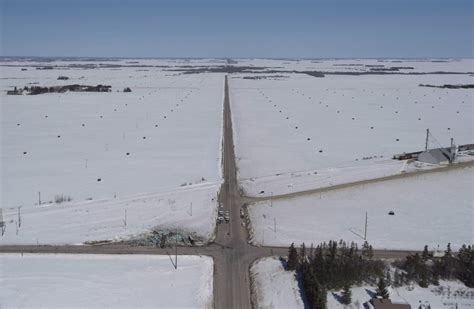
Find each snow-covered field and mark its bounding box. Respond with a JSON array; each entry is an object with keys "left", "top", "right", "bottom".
[
  {"left": 1, "top": 65, "right": 224, "bottom": 208},
  {"left": 251, "top": 257, "right": 474, "bottom": 309},
  {"left": 250, "top": 257, "right": 304, "bottom": 309},
  {"left": 230, "top": 69, "right": 473, "bottom": 196},
  {"left": 248, "top": 166, "right": 473, "bottom": 250},
  {"left": 235, "top": 58, "right": 474, "bottom": 74},
  {"left": 0, "top": 182, "right": 219, "bottom": 245},
  {"left": 1, "top": 58, "right": 473, "bottom": 246},
  {"left": 0, "top": 253, "right": 213, "bottom": 308},
  {"left": 1, "top": 59, "right": 225, "bottom": 244}
]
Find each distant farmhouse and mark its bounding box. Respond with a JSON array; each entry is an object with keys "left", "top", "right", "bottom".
[
  {"left": 393, "top": 129, "right": 473, "bottom": 164},
  {"left": 417, "top": 129, "right": 456, "bottom": 164}
]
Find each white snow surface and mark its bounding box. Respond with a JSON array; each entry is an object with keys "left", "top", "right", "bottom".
[
  {"left": 0, "top": 253, "right": 214, "bottom": 309},
  {"left": 248, "top": 166, "right": 473, "bottom": 250},
  {"left": 230, "top": 71, "right": 473, "bottom": 197},
  {"left": 0, "top": 182, "right": 219, "bottom": 245},
  {"left": 1, "top": 68, "right": 224, "bottom": 208},
  {"left": 250, "top": 257, "right": 304, "bottom": 309},
  {"left": 329, "top": 282, "right": 474, "bottom": 308}
]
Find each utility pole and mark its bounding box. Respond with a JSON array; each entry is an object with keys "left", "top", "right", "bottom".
[
  {"left": 190, "top": 202, "right": 193, "bottom": 217},
  {"left": 38, "top": 191, "right": 41, "bottom": 206},
  {"left": 18, "top": 207, "right": 21, "bottom": 228},
  {"left": 0, "top": 209, "right": 5, "bottom": 236},
  {"left": 123, "top": 209, "right": 127, "bottom": 227},
  {"left": 175, "top": 229, "right": 178, "bottom": 270},
  {"left": 364, "top": 211, "right": 368, "bottom": 241},
  {"left": 450, "top": 138, "right": 455, "bottom": 164},
  {"left": 425, "top": 128, "right": 430, "bottom": 151}
]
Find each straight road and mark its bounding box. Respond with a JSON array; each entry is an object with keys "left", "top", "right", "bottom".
[{"left": 214, "top": 75, "right": 254, "bottom": 309}]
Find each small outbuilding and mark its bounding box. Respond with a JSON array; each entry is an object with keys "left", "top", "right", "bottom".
[
  {"left": 417, "top": 148, "right": 450, "bottom": 165},
  {"left": 370, "top": 298, "right": 411, "bottom": 309}
]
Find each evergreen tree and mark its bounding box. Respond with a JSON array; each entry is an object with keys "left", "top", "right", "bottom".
[
  {"left": 432, "top": 272, "right": 440, "bottom": 286},
  {"left": 287, "top": 243, "right": 299, "bottom": 271},
  {"left": 400, "top": 272, "right": 407, "bottom": 285},
  {"left": 422, "top": 245, "right": 430, "bottom": 261},
  {"left": 300, "top": 243, "right": 307, "bottom": 264},
  {"left": 362, "top": 241, "right": 373, "bottom": 258},
  {"left": 385, "top": 270, "right": 392, "bottom": 286},
  {"left": 312, "top": 280, "right": 327, "bottom": 309},
  {"left": 393, "top": 269, "right": 402, "bottom": 287},
  {"left": 457, "top": 244, "right": 474, "bottom": 287},
  {"left": 376, "top": 277, "right": 389, "bottom": 299},
  {"left": 419, "top": 266, "right": 429, "bottom": 288},
  {"left": 341, "top": 283, "right": 352, "bottom": 305},
  {"left": 368, "top": 244, "right": 374, "bottom": 259},
  {"left": 442, "top": 243, "right": 455, "bottom": 279}
]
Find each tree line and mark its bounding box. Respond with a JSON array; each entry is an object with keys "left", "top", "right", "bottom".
[
  {"left": 286, "top": 241, "right": 473, "bottom": 309},
  {"left": 393, "top": 244, "right": 473, "bottom": 288}
]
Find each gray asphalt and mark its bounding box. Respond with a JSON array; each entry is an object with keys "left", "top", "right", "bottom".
[{"left": 0, "top": 75, "right": 435, "bottom": 309}]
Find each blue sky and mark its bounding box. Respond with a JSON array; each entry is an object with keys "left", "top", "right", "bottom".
[{"left": 1, "top": 0, "right": 472, "bottom": 58}]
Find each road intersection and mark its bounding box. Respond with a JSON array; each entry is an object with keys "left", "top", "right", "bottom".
[{"left": 2, "top": 75, "right": 461, "bottom": 308}]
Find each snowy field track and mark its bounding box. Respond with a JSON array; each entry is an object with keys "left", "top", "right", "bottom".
[
  {"left": 230, "top": 66, "right": 473, "bottom": 196},
  {"left": 0, "top": 253, "right": 213, "bottom": 309},
  {"left": 248, "top": 166, "right": 473, "bottom": 250}
]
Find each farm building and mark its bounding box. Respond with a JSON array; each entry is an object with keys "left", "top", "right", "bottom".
[
  {"left": 417, "top": 148, "right": 451, "bottom": 165},
  {"left": 370, "top": 298, "right": 411, "bottom": 309}
]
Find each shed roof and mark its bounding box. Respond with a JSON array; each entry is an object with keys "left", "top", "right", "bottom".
[
  {"left": 371, "top": 298, "right": 411, "bottom": 309},
  {"left": 418, "top": 148, "right": 450, "bottom": 164}
]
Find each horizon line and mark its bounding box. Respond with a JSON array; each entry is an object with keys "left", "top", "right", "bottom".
[{"left": 1, "top": 56, "right": 473, "bottom": 61}]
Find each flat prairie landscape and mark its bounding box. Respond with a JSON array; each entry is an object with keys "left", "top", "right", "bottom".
[{"left": 1, "top": 58, "right": 472, "bottom": 248}]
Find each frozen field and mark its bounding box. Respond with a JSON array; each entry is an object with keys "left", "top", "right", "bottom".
[
  {"left": 0, "top": 182, "right": 219, "bottom": 245},
  {"left": 250, "top": 257, "right": 304, "bottom": 309},
  {"left": 248, "top": 166, "right": 473, "bottom": 250},
  {"left": 235, "top": 58, "right": 474, "bottom": 74},
  {"left": 251, "top": 258, "right": 474, "bottom": 309},
  {"left": 230, "top": 66, "right": 473, "bottom": 196},
  {"left": 0, "top": 253, "right": 213, "bottom": 308},
  {"left": 1, "top": 63, "right": 224, "bottom": 208}
]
